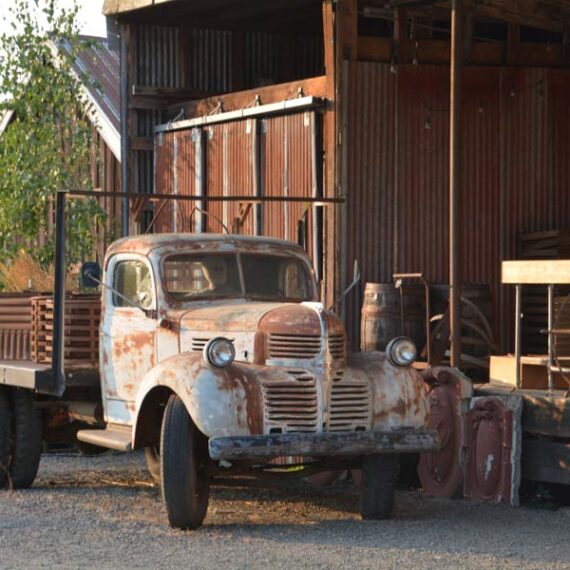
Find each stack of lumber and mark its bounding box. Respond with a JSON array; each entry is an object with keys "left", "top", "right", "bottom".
[
  {"left": 31, "top": 294, "right": 101, "bottom": 368},
  {"left": 519, "top": 230, "right": 570, "bottom": 259},
  {"left": 0, "top": 293, "right": 35, "bottom": 361}
]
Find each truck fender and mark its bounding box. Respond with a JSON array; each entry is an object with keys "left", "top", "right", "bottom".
[
  {"left": 132, "top": 352, "right": 264, "bottom": 449},
  {"left": 348, "top": 352, "right": 430, "bottom": 430}
]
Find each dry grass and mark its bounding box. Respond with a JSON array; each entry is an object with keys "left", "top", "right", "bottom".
[{"left": 0, "top": 252, "right": 79, "bottom": 292}]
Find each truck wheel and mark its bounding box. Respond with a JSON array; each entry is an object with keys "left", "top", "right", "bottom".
[
  {"left": 160, "top": 395, "right": 210, "bottom": 530},
  {"left": 360, "top": 453, "right": 400, "bottom": 520},
  {"left": 8, "top": 389, "right": 43, "bottom": 489},
  {"left": 0, "top": 388, "right": 12, "bottom": 488},
  {"left": 144, "top": 445, "right": 161, "bottom": 483}
]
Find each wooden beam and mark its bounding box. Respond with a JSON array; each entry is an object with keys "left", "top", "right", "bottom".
[
  {"left": 322, "top": 0, "right": 336, "bottom": 308},
  {"left": 502, "top": 260, "right": 570, "bottom": 285},
  {"left": 357, "top": 35, "right": 565, "bottom": 66},
  {"left": 169, "top": 75, "right": 327, "bottom": 118},
  {"left": 338, "top": 0, "right": 358, "bottom": 61},
  {"left": 335, "top": 0, "right": 357, "bottom": 314},
  {"left": 473, "top": 0, "right": 568, "bottom": 34},
  {"left": 507, "top": 23, "right": 520, "bottom": 65},
  {"left": 393, "top": 7, "right": 408, "bottom": 64}
]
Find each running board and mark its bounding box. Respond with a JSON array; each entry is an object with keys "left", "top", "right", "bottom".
[{"left": 77, "top": 424, "right": 132, "bottom": 452}]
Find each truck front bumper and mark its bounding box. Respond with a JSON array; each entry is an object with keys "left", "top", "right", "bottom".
[{"left": 209, "top": 427, "right": 440, "bottom": 461}]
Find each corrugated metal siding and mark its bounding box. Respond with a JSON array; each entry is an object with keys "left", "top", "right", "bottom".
[
  {"left": 345, "top": 63, "right": 397, "bottom": 343},
  {"left": 190, "top": 29, "right": 231, "bottom": 92},
  {"left": 345, "top": 62, "right": 570, "bottom": 352},
  {"left": 154, "top": 112, "right": 319, "bottom": 258},
  {"left": 396, "top": 66, "right": 449, "bottom": 283},
  {"left": 263, "top": 113, "right": 315, "bottom": 251}
]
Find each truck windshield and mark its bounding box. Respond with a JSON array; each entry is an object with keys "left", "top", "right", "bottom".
[{"left": 164, "top": 252, "right": 314, "bottom": 304}]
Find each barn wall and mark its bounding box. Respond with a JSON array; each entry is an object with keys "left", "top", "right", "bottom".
[{"left": 345, "top": 62, "right": 570, "bottom": 351}]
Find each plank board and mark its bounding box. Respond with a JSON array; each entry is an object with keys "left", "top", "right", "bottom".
[{"left": 502, "top": 260, "right": 570, "bottom": 284}]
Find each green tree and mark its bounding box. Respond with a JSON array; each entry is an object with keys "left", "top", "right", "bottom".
[{"left": 0, "top": 0, "right": 104, "bottom": 265}]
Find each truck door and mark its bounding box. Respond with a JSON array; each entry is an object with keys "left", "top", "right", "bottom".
[{"left": 101, "top": 254, "right": 157, "bottom": 423}]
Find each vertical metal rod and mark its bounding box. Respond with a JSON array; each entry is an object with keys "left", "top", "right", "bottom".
[
  {"left": 173, "top": 136, "right": 179, "bottom": 233},
  {"left": 52, "top": 192, "right": 66, "bottom": 397},
  {"left": 449, "top": 0, "right": 463, "bottom": 368},
  {"left": 119, "top": 23, "right": 130, "bottom": 237},
  {"left": 252, "top": 119, "right": 262, "bottom": 236},
  {"left": 399, "top": 287, "right": 405, "bottom": 337},
  {"left": 548, "top": 284, "right": 555, "bottom": 393},
  {"left": 423, "top": 278, "right": 432, "bottom": 365},
  {"left": 310, "top": 112, "right": 321, "bottom": 283},
  {"left": 194, "top": 128, "right": 205, "bottom": 233},
  {"left": 515, "top": 284, "right": 522, "bottom": 389}
]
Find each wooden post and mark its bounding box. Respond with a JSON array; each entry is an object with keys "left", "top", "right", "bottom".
[
  {"left": 449, "top": 0, "right": 463, "bottom": 368},
  {"left": 322, "top": 0, "right": 336, "bottom": 307}
]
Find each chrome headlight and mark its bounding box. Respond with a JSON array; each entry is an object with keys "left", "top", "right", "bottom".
[
  {"left": 385, "top": 336, "right": 417, "bottom": 367},
  {"left": 204, "top": 337, "right": 235, "bottom": 368}
]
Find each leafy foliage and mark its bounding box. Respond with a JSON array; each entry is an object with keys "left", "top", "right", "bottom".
[{"left": 0, "top": 0, "right": 105, "bottom": 266}]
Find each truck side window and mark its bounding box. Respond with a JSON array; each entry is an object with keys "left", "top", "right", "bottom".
[{"left": 113, "top": 260, "right": 154, "bottom": 310}]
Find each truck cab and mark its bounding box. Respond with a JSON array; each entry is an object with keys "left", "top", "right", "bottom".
[{"left": 76, "top": 233, "right": 438, "bottom": 529}]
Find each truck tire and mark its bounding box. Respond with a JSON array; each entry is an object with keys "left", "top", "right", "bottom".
[
  {"left": 8, "top": 389, "right": 43, "bottom": 489},
  {"left": 0, "top": 388, "right": 12, "bottom": 488},
  {"left": 160, "top": 394, "right": 210, "bottom": 530},
  {"left": 144, "top": 445, "right": 161, "bottom": 483},
  {"left": 360, "top": 453, "right": 400, "bottom": 520}
]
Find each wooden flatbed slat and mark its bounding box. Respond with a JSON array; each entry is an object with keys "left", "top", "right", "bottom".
[
  {"left": 502, "top": 260, "right": 570, "bottom": 284},
  {"left": 0, "top": 360, "right": 52, "bottom": 391},
  {"left": 0, "top": 360, "right": 100, "bottom": 393}
]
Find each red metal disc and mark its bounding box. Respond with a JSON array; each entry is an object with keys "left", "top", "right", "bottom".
[
  {"left": 464, "top": 397, "right": 513, "bottom": 504},
  {"left": 418, "top": 371, "right": 466, "bottom": 497}
]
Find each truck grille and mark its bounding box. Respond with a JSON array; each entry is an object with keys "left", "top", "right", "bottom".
[
  {"left": 261, "top": 370, "right": 318, "bottom": 433},
  {"left": 328, "top": 371, "right": 372, "bottom": 432},
  {"left": 268, "top": 333, "right": 321, "bottom": 359},
  {"left": 191, "top": 337, "right": 210, "bottom": 351},
  {"left": 328, "top": 334, "right": 346, "bottom": 360},
  {"left": 191, "top": 337, "right": 234, "bottom": 352}
]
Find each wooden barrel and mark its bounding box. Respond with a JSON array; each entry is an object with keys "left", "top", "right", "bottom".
[{"left": 360, "top": 283, "right": 426, "bottom": 352}]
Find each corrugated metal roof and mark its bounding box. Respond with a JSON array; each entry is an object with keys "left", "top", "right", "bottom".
[
  {"left": 1, "top": 36, "right": 121, "bottom": 160},
  {"left": 57, "top": 36, "right": 121, "bottom": 159}
]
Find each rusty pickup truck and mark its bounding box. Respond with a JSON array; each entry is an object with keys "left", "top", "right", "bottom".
[{"left": 0, "top": 198, "right": 438, "bottom": 530}]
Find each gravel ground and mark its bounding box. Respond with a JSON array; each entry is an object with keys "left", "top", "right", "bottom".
[{"left": 0, "top": 452, "right": 569, "bottom": 570}]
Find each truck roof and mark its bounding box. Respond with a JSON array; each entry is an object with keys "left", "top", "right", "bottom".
[{"left": 106, "top": 233, "right": 308, "bottom": 258}]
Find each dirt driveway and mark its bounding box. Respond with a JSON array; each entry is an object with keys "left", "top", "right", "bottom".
[{"left": 0, "top": 452, "right": 568, "bottom": 570}]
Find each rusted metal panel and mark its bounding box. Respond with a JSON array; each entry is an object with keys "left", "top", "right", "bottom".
[
  {"left": 418, "top": 367, "right": 473, "bottom": 497},
  {"left": 154, "top": 131, "right": 175, "bottom": 232},
  {"left": 204, "top": 121, "right": 256, "bottom": 235},
  {"left": 262, "top": 112, "right": 315, "bottom": 253},
  {"left": 62, "top": 36, "right": 121, "bottom": 135},
  {"left": 223, "top": 121, "right": 255, "bottom": 235},
  {"left": 154, "top": 111, "right": 319, "bottom": 256},
  {"left": 464, "top": 396, "right": 522, "bottom": 505}
]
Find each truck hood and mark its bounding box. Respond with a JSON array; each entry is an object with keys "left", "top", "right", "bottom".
[{"left": 176, "top": 301, "right": 324, "bottom": 333}]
